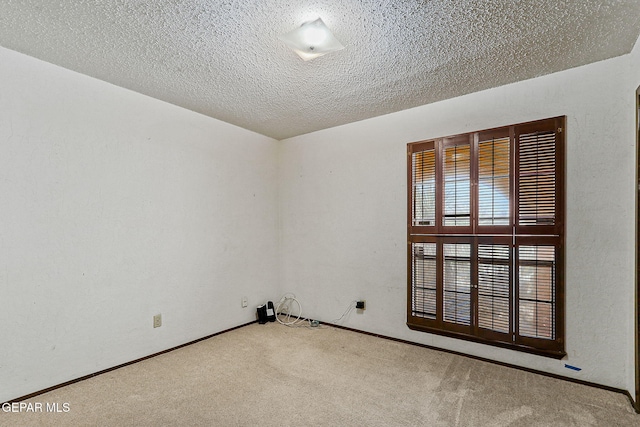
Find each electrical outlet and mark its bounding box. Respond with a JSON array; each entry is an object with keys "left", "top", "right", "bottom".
[
  {"left": 356, "top": 300, "right": 366, "bottom": 310},
  {"left": 153, "top": 314, "right": 162, "bottom": 328},
  {"left": 241, "top": 296, "right": 248, "bottom": 308}
]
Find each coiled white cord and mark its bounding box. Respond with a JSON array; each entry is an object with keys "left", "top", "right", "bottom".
[
  {"left": 275, "top": 293, "right": 306, "bottom": 326},
  {"left": 274, "top": 293, "right": 328, "bottom": 328}
]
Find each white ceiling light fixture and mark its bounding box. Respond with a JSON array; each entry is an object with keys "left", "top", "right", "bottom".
[{"left": 279, "top": 18, "right": 344, "bottom": 61}]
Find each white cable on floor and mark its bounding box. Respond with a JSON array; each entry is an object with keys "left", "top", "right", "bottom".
[
  {"left": 331, "top": 300, "right": 357, "bottom": 324},
  {"left": 275, "top": 293, "right": 305, "bottom": 326},
  {"left": 274, "top": 293, "right": 327, "bottom": 328}
]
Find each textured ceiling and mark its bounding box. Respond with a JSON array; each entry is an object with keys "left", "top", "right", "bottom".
[{"left": 1, "top": 1, "right": 639, "bottom": 140}]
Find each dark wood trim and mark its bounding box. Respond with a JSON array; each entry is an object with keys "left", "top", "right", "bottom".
[
  {"left": 407, "top": 240, "right": 413, "bottom": 327},
  {"left": 436, "top": 138, "right": 443, "bottom": 230},
  {"left": 636, "top": 86, "right": 640, "bottom": 413},
  {"left": 325, "top": 322, "right": 633, "bottom": 410},
  {"left": 407, "top": 321, "right": 566, "bottom": 359},
  {"left": 2, "top": 320, "right": 257, "bottom": 405}
]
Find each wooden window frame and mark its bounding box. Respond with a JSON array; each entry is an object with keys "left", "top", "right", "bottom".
[{"left": 407, "top": 116, "right": 566, "bottom": 359}]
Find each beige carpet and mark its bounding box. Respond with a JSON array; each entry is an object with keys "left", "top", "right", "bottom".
[{"left": 1, "top": 322, "right": 638, "bottom": 426}]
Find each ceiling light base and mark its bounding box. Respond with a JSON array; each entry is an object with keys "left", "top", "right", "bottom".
[{"left": 279, "top": 18, "right": 344, "bottom": 61}]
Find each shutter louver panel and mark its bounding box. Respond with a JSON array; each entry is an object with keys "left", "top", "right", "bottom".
[
  {"left": 518, "top": 131, "right": 556, "bottom": 226},
  {"left": 411, "top": 242, "right": 437, "bottom": 319},
  {"left": 478, "top": 244, "right": 510, "bottom": 333},
  {"left": 443, "top": 243, "right": 471, "bottom": 325},
  {"left": 408, "top": 117, "right": 564, "bottom": 358},
  {"left": 412, "top": 149, "right": 436, "bottom": 227},
  {"left": 478, "top": 137, "right": 510, "bottom": 226},
  {"left": 443, "top": 145, "right": 470, "bottom": 226},
  {"left": 518, "top": 245, "right": 556, "bottom": 339}
]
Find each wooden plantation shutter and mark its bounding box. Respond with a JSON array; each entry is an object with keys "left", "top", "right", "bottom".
[
  {"left": 411, "top": 240, "right": 437, "bottom": 320},
  {"left": 515, "top": 117, "right": 564, "bottom": 236},
  {"left": 477, "top": 135, "right": 511, "bottom": 228},
  {"left": 408, "top": 141, "right": 439, "bottom": 327},
  {"left": 518, "top": 132, "right": 556, "bottom": 226},
  {"left": 514, "top": 237, "right": 563, "bottom": 353},
  {"left": 407, "top": 116, "right": 565, "bottom": 358},
  {"left": 443, "top": 138, "right": 471, "bottom": 227},
  {"left": 476, "top": 237, "right": 512, "bottom": 341},
  {"left": 513, "top": 118, "right": 564, "bottom": 353},
  {"left": 412, "top": 143, "right": 436, "bottom": 227},
  {"left": 442, "top": 240, "right": 472, "bottom": 328},
  {"left": 517, "top": 244, "right": 556, "bottom": 339}
]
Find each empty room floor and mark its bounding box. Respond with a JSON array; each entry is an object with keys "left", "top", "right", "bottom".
[{"left": 2, "top": 323, "right": 638, "bottom": 426}]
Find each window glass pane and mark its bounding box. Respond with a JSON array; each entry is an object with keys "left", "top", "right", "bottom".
[
  {"left": 519, "top": 301, "right": 553, "bottom": 339},
  {"left": 519, "top": 266, "right": 552, "bottom": 302},
  {"left": 412, "top": 243, "right": 437, "bottom": 319},
  {"left": 412, "top": 149, "right": 436, "bottom": 226},
  {"left": 478, "top": 137, "right": 510, "bottom": 225},
  {"left": 443, "top": 243, "right": 471, "bottom": 325},
  {"left": 478, "top": 244, "right": 510, "bottom": 333},
  {"left": 518, "top": 245, "right": 555, "bottom": 339},
  {"left": 443, "top": 145, "right": 470, "bottom": 226}
]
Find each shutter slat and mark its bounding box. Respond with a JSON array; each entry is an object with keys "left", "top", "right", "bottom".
[
  {"left": 518, "top": 245, "right": 555, "bottom": 339},
  {"left": 443, "top": 243, "right": 471, "bottom": 325},
  {"left": 478, "top": 244, "right": 511, "bottom": 333},
  {"left": 412, "top": 242, "right": 437, "bottom": 319},
  {"left": 412, "top": 149, "right": 436, "bottom": 226},
  {"left": 478, "top": 137, "right": 510, "bottom": 226},
  {"left": 518, "top": 131, "right": 556, "bottom": 226},
  {"left": 443, "top": 145, "right": 470, "bottom": 226}
]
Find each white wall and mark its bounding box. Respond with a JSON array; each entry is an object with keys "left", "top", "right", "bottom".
[
  {"left": 279, "top": 44, "right": 640, "bottom": 395},
  {"left": 3, "top": 36, "right": 639, "bottom": 404},
  {"left": 0, "top": 47, "right": 279, "bottom": 402}
]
